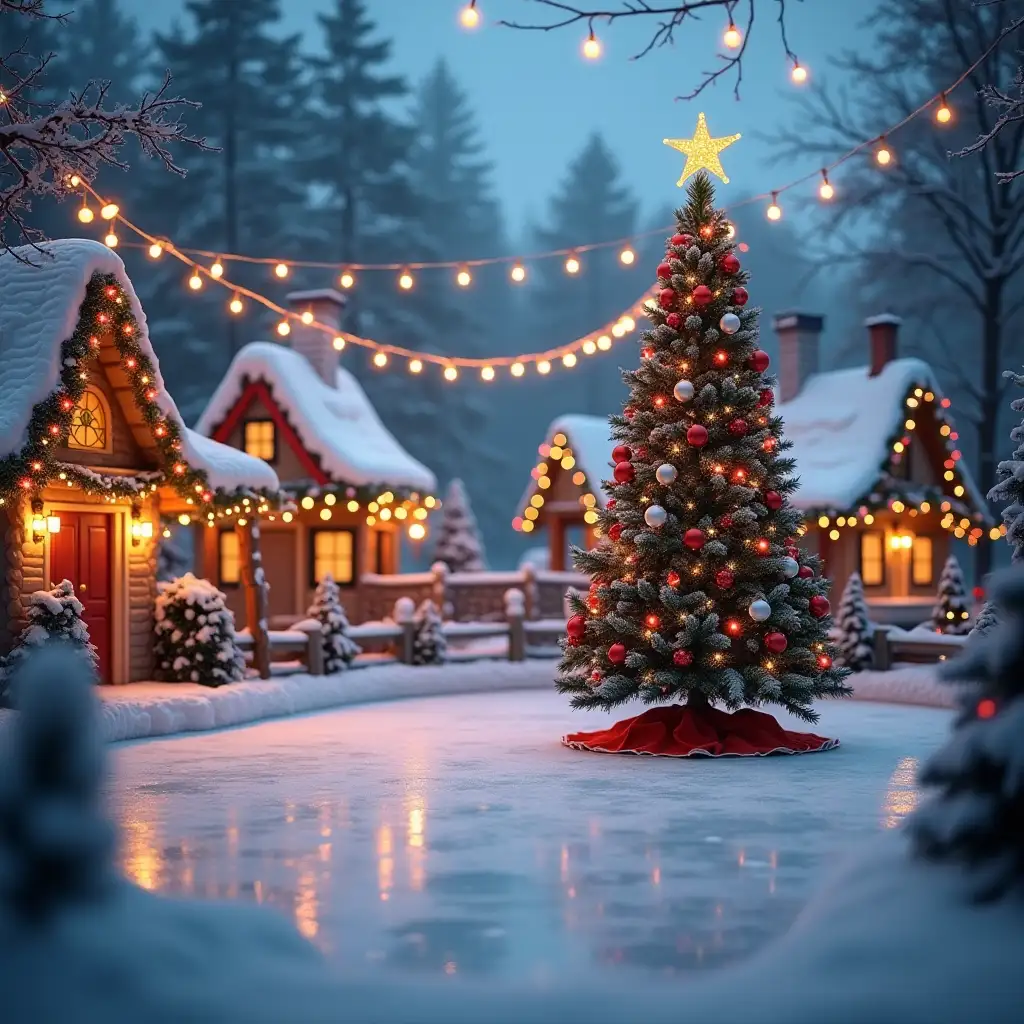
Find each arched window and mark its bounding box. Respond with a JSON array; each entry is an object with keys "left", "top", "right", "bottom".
[{"left": 67, "top": 386, "right": 111, "bottom": 452}]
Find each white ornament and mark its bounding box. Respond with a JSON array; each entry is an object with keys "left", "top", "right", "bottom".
[
  {"left": 719, "top": 312, "right": 741, "bottom": 335},
  {"left": 656, "top": 463, "right": 678, "bottom": 485},
  {"left": 644, "top": 504, "right": 668, "bottom": 528},
  {"left": 749, "top": 599, "right": 772, "bottom": 622},
  {"left": 780, "top": 556, "right": 800, "bottom": 579},
  {"left": 673, "top": 379, "right": 695, "bottom": 403}
]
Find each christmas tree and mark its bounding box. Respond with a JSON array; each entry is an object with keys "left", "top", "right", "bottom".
[
  {"left": 411, "top": 599, "right": 447, "bottom": 666},
  {"left": 910, "top": 567, "right": 1024, "bottom": 901},
  {"left": 932, "top": 554, "right": 971, "bottom": 635},
  {"left": 834, "top": 572, "right": 873, "bottom": 672},
  {"left": 432, "top": 478, "right": 486, "bottom": 572},
  {"left": 306, "top": 575, "right": 361, "bottom": 673},
  {"left": 559, "top": 171, "right": 849, "bottom": 755}
]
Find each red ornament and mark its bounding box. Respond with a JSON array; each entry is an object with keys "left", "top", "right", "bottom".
[
  {"left": 755, "top": 538, "right": 771, "bottom": 555},
  {"left": 725, "top": 619, "right": 742, "bottom": 636},
  {"left": 591, "top": 669, "right": 602, "bottom": 684},
  {"left": 731, "top": 286, "right": 749, "bottom": 306},
  {"left": 748, "top": 349, "right": 770, "bottom": 372},
  {"left": 613, "top": 461, "right": 635, "bottom": 483},
  {"left": 611, "top": 444, "right": 632, "bottom": 463},
  {"left": 715, "top": 569, "right": 735, "bottom": 589},
  {"left": 719, "top": 514, "right": 734, "bottom": 528},
  {"left": 758, "top": 388, "right": 774, "bottom": 407},
  {"left": 567, "top": 636, "right": 581, "bottom": 647},
  {"left": 566, "top": 614, "right": 587, "bottom": 640},
  {"left": 673, "top": 649, "right": 693, "bottom": 667},
  {"left": 764, "top": 632, "right": 788, "bottom": 654},
  {"left": 809, "top": 595, "right": 831, "bottom": 619},
  {"left": 624, "top": 407, "right": 635, "bottom": 421},
  {"left": 972, "top": 585, "right": 985, "bottom": 601},
  {"left": 691, "top": 285, "right": 713, "bottom": 308},
  {"left": 797, "top": 565, "right": 813, "bottom": 579},
  {"left": 764, "top": 491, "right": 783, "bottom": 510},
  {"left": 670, "top": 233, "right": 692, "bottom": 247},
  {"left": 727, "top": 418, "right": 748, "bottom": 438},
  {"left": 608, "top": 523, "right": 623, "bottom": 541},
  {"left": 817, "top": 654, "right": 833, "bottom": 670},
  {"left": 977, "top": 698, "right": 997, "bottom": 720},
  {"left": 666, "top": 570, "right": 681, "bottom": 587},
  {"left": 608, "top": 643, "right": 627, "bottom": 665},
  {"left": 641, "top": 347, "right": 654, "bottom": 360},
  {"left": 658, "top": 288, "right": 677, "bottom": 310},
  {"left": 657, "top": 262, "right": 673, "bottom": 279},
  {"left": 607, "top": 499, "right": 616, "bottom": 510},
  {"left": 720, "top": 253, "right": 740, "bottom": 274},
  {"left": 666, "top": 313, "right": 682, "bottom": 329},
  {"left": 645, "top": 613, "right": 661, "bottom": 629},
  {"left": 686, "top": 424, "right": 709, "bottom": 447},
  {"left": 684, "top": 528, "right": 706, "bottom": 550},
  {"left": 762, "top": 438, "right": 777, "bottom": 453},
  {"left": 785, "top": 545, "right": 800, "bottom": 558}
]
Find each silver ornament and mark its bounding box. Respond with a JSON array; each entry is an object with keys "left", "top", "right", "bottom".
[
  {"left": 748, "top": 599, "right": 772, "bottom": 622},
  {"left": 673, "top": 379, "right": 695, "bottom": 403},
  {"left": 644, "top": 504, "right": 668, "bottom": 528},
  {"left": 780, "top": 556, "right": 800, "bottom": 579},
  {"left": 656, "top": 463, "right": 678, "bottom": 485},
  {"left": 719, "top": 312, "right": 741, "bottom": 335}
]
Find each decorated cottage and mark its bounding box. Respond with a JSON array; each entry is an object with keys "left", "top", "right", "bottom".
[
  {"left": 515, "top": 313, "right": 991, "bottom": 625},
  {"left": 194, "top": 290, "right": 438, "bottom": 627},
  {"left": 0, "top": 240, "right": 280, "bottom": 683}
]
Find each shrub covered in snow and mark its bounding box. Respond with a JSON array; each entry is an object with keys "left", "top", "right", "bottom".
[
  {"left": 153, "top": 573, "right": 244, "bottom": 686},
  {"left": 1, "top": 579, "right": 98, "bottom": 703},
  {"left": 306, "top": 574, "right": 361, "bottom": 673},
  {"left": 411, "top": 599, "right": 447, "bottom": 666},
  {"left": 971, "top": 600, "right": 999, "bottom": 640},
  {"left": 432, "top": 478, "right": 486, "bottom": 572},
  {"left": 931, "top": 555, "right": 971, "bottom": 635},
  {"left": 834, "top": 572, "right": 873, "bottom": 671}
]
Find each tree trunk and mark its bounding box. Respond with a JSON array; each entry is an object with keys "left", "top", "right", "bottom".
[{"left": 224, "top": 19, "right": 239, "bottom": 357}]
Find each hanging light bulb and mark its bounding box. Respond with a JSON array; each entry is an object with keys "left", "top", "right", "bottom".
[
  {"left": 409, "top": 358, "right": 423, "bottom": 374},
  {"left": 619, "top": 246, "right": 635, "bottom": 265},
  {"left": 104, "top": 230, "right": 118, "bottom": 248},
  {"left": 935, "top": 94, "right": 952, "bottom": 124},
  {"left": 332, "top": 335, "right": 345, "bottom": 351},
  {"left": 565, "top": 252, "right": 581, "bottom": 274},
  {"left": 875, "top": 137, "right": 892, "bottom": 165},
  {"left": 723, "top": 22, "right": 742, "bottom": 48},
  {"left": 510, "top": 361, "right": 525, "bottom": 377},
  {"left": 100, "top": 202, "right": 119, "bottom": 220},
  {"left": 301, "top": 309, "right": 314, "bottom": 325},
  {"left": 276, "top": 319, "right": 291, "bottom": 337},
  {"left": 481, "top": 365, "right": 495, "bottom": 381},
  {"left": 537, "top": 359, "right": 552, "bottom": 375},
  {"left": 274, "top": 262, "right": 289, "bottom": 278},
  {"left": 188, "top": 269, "right": 203, "bottom": 290},
  {"left": 210, "top": 259, "right": 224, "bottom": 278},
  {"left": 456, "top": 265, "right": 472, "bottom": 287},
  {"left": 148, "top": 242, "right": 163, "bottom": 259},
  {"left": 510, "top": 261, "right": 527, "bottom": 283},
  {"left": 790, "top": 61, "right": 808, "bottom": 84},
  {"left": 582, "top": 29, "right": 601, "bottom": 60},
  {"left": 562, "top": 352, "right": 577, "bottom": 368},
  {"left": 767, "top": 192, "right": 782, "bottom": 221},
  {"left": 228, "top": 294, "right": 244, "bottom": 315},
  {"left": 818, "top": 171, "right": 834, "bottom": 200},
  {"left": 339, "top": 269, "right": 355, "bottom": 289},
  {"left": 460, "top": 0, "right": 480, "bottom": 29},
  {"left": 373, "top": 351, "right": 388, "bottom": 368},
  {"left": 77, "top": 200, "right": 94, "bottom": 224},
  {"left": 398, "top": 268, "right": 414, "bottom": 290},
  {"left": 443, "top": 365, "right": 459, "bottom": 381}
]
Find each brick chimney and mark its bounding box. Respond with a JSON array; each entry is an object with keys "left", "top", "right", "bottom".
[
  {"left": 284, "top": 289, "right": 347, "bottom": 385},
  {"left": 772, "top": 311, "right": 824, "bottom": 402},
  {"left": 865, "top": 313, "right": 901, "bottom": 376}
]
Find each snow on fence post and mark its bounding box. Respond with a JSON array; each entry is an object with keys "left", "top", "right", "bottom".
[
  {"left": 520, "top": 562, "right": 537, "bottom": 620},
  {"left": 237, "top": 521, "right": 271, "bottom": 679},
  {"left": 505, "top": 588, "right": 526, "bottom": 662},
  {"left": 872, "top": 624, "right": 894, "bottom": 671},
  {"left": 430, "top": 561, "right": 451, "bottom": 619},
  {"left": 393, "top": 596, "right": 416, "bottom": 664},
  {"left": 302, "top": 620, "right": 325, "bottom": 676}
]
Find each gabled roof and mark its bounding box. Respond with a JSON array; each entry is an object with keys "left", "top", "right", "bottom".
[
  {"left": 0, "top": 239, "right": 279, "bottom": 498},
  {"left": 195, "top": 341, "right": 436, "bottom": 494}
]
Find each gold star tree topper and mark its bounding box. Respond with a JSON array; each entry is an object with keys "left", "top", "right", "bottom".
[{"left": 663, "top": 112, "right": 741, "bottom": 186}]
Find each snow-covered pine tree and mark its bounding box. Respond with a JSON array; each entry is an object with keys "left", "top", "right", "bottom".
[
  {"left": 988, "top": 367, "right": 1024, "bottom": 563},
  {"left": 910, "top": 567, "right": 1024, "bottom": 901},
  {"left": 1, "top": 580, "right": 98, "bottom": 702},
  {"left": 932, "top": 554, "right": 971, "bottom": 634},
  {"left": 432, "top": 478, "right": 486, "bottom": 572},
  {"left": 411, "top": 599, "right": 447, "bottom": 665},
  {"left": 306, "top": 574, "right": 361, "bottom": 673},
  {"left": 153, "top": 574, "right": 245, "bottom": 687},
  {"left": 834, "top": 572, "right": 873, "bottom": 671},
  {"left": 971, "top": 601, "right": 998, "bottom": 639}
]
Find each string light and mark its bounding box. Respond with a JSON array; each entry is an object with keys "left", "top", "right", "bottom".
[
  {"left": 510, "top": 261, "right": 527, "bottom": 283},
  {"left": 875, "top": 137, "right": 892, "bottom": 166},
  {"left": 276, "top": 320, "right": 291, "bottom": 337},
  {"left": 188, "top": 269, "right": 203, "bottom": 291},
  {"left": 77, "top": 199, "right": 94, "bottom": 223},
  {"left": 398, "top": 269, "right": 414, "bottom": 290},
  {"left": 409, "top": 358, "right": 423, "bottom": 374},
  {"left": 818, "top": 171, "right": 834, "bottom": 200},
  {"left": 565, "top": 252, "right": 581, "bottom": 274},
  {"left": 619, "top": 246, "right": 635, "bottom": 265},
  {"left": 456, "top": 266, "right": 472, "bottom": 287},
  {"left": 210, "top": 259, "right": 224, "bottom": 278},
  {"left": 935, "top": 94, "right": 952, "bottom": 124},
  {"left": 148, "top": 242, "right": 163, "bottom": 258},
  {"left": 562, "top": 352, "right": 577, "bottom": 368},
  {"left": 767, "top": 193, "right": 782, "bottom": 221},
  {"left": 104, "top": 230, "right": 118, "bottom": 248},
  {"left": 537, "top": 360, "right": 551, "bottom": 375},
  {"left": 790, "top": 61, "right": 808, "bottom": 84},
  {"left": 511, "top": 362, "right": 525, "bottom": 377},
  {"left": 339, "top": 269, "right": 355, "bottom": 289},
  {"left": 481, "top": 365, "right": 495, "bottom": 381},
  {"left": 100, "top": 202, "right": 119, "bottom": 220},
  {"left": 373, "top": 352, "right": 388, "bottom": 368},
  {"left": 443, "top": 365, "right": 458, "bottom": 381},
  {"left": 723, "top": 22, "right": 742, "bottom": 48},
  {"left": 332, "top": 335, "right": 345, "bottom": 351},
  {"left": 582, "top": 29, "right": 601, "bottom": 60},
  {"left": 228, "top": 294, "right": 244, "bottom": 315},
  {"left": 460, "top": 0, "right": 480, "bottom": 29},
  {"left": 274, "top": 262, "right": 289, "bottom": 278}
]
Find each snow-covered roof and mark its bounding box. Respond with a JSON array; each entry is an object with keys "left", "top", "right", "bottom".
[
  {"left": 517, "top": 413, "right": 613, "bottom": 513},
  {"left": 0, "top": 239, "right": 279, "bottom": 495},
  {"left": 195, "top": 341, "right": 436, "bottom": 493},
  {"left": 779, "top": 357, "right": 986, "bottom": 513}
]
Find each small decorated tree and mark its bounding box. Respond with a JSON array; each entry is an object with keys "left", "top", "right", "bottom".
[
  {"left": 910, "top": 567, "right": 1024, "bottom": 901},
  {"left": 306, "top": 574, "right": 361, "bottom": 673},
  {"left": 558, "top": 170, "right": 849, "bottom": 757},
  {"left": 432, "top": 478, "right": 486, "bottom": 572},
  {"left": 932, "top": 554, "right": 971, "bottom": 635},
  {"left": 411, "top": 599, "right": 447, "bottom": 666},
  {"left": 834, "top": 572, "right": 873, "bottom": 672},
  {"left": 154, "top": 573, "right": 245, "bottom": 686},
  {"left": 1, "top": 580, "right": 98, "bottom": 702}
]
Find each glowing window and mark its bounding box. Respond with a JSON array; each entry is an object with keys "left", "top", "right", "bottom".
[
  {"left": 243, "top": 420, "right": 276, "bottom": 461},
  {"left": 219, "top": 530, "right": 240, "bottom": 586},
  {"left": 912, "top": 535, "right": 934, "bottom": 586},
  {"left": 310, "top": 529, "right": 354, "bottom": 586},
  {"left": 860, "top": 531, "right": 885, "bottom": 587},
  {"left": 67, "top": 386, "right": 109, "bottom": 451}
]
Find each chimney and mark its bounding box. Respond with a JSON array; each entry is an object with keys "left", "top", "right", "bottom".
[
  {"left": 865, "top": 313, "right": 901, "bottom": 376},
  {"left": 772, "top": 311, "right": 824, "bottom": 402},
  {"left": 284, "top": 289, "right": 348, "bottom": 385}
]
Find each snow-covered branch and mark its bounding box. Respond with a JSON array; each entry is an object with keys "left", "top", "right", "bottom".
[{"left": 498, "top": 0, "right": 800, "bottom": 100}]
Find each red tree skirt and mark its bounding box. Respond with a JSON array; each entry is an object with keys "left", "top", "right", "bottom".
[{"left": 563, "top": 703, "right": 839, "bottom": 758}]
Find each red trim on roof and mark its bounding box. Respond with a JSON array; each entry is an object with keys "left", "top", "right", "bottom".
[{"left": 209, "top": 380, "right": 329, "bottom": 485}]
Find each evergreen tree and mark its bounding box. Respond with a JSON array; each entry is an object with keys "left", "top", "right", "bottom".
[
  {"left": 932, "top": 554, "right": 971, "bottom": 634},
  {"left": 988, "top": 367, "right": 1024, "bottom": 562},
  {"left": 971, "top": 600, "right": 998, "bottom": 639},
  {"left": 432, "top": 478, "right": 486, "bottom": 572},
  {"left": 835, "top": 572, "right": 873, "bottom": 671},
  {"left": 558, "top": 172, "right": 850, "bottom": 723},
  {"left": 306, "top": 575, "right": 361, "bottom": 672},
  {"left": 910, "top": 567, "right": 1024, "bottom": 901},
  {"left": 411, "top": 599, "right": 446, "bottom": 665}
]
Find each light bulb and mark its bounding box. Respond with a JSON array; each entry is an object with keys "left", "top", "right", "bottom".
[
  {"left": 104, "top": 231, "right": 118, "bottom": 248},
  {"left": 373, "top": 351, "right": 388, "bottom": 368},
  {"left": 875, "top": 140, "right": 892, "bottom": 165},
  {"left": 100, "top": 202, "right": 119, "bottom": 220},
  {"left": 301, "top": 309, "right": 314, "bottom": 325},
  {"left": 596, "top": 335, "right": 612, "bottom": 351},
  {"left": 562, "top": 352, "right": 577, "bottom": 368},
  {"left": 460, "top": 1, "right": 480, "bottom": 29},
  {"left": 443, "top": 365, "right": 458, "bottom": 381},
  {"left": 582, "top": 339, "right": 597, "bottom": 355},
  {"left": 537, "top": 360, "right": 552, "bottom": 375},
  {"left": 148, "top": 242, "right": 163, "bottom": 258},
  {"left": 276, "top": 320, "right": 291, "bottom": 337},
  {"left": 456, "top": 266, "right": 472, "bottom": 287},
  {"left": 790, "top": 62, "right": 807, "bottom": 84},
  {"left": 229, "top": 295, "right": 244, "bottom": 314},
  {"left": 339, "top": 269, "right": 355, "bottom": 289},
  {"left": 332, "top": 336, "right": 345, "bottom": 351},
  {"left": 67, "top": 173, "right": 81, "bottom": 187},
  {"left": 188, "top": 270, "right": 203, "bottom": 290},
  {"left": 481, "top": 365, "right": 495, "bottom": 381},
  {"left": 935, "top": 95, "right": 952, "bottom": 124},
  {"left": 398, "top": 269, "right": 414, "bottom": 290},
  {"left": 77, "top": 204, "right": 94, "bottom": 224},
  {"left": 724, "top": 22, "right": 742, "bottom": 48},
  {"left": 210, "top": 260, "right": 224, "bottom": 278},
  {"left": 565, "top": 253, "right": 580, "bottom": 274},
  {"left": 511, "top": 361, "right": 525, "bottom": 377},
  {"left": 582, "top": 30, "right": 601, "bottom": 60},
  {"left": 409, "top": 358, "right": 423, "bottom": 374},
  {"left": 818, "top": 173, "right": 834, "bottom": 200},
  {"left": 510, "top": 262, "right": 526, "bottom": 283},
  {"left": 767, "top": 194, "right": 782, "bottom": 221},
  {"left": 619, "top": 247, "right": 635, "bottom": 265}
]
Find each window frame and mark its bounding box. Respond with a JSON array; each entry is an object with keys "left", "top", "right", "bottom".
[
  {"left": 911, "top": 534, "right": 934, "bottom": 587},
  {"left": 218, "top": 528, "right": 241, "bottom": 587},
  {"left": 242, "top": 419, "right": 277, "bottom": 463},
  {"left": 859, "top": 530, "right": 886, "bottom": 588},
  {"left": 308, "top": 527, "right": 357, "bottom": 588},
  {"left": 66, "top": 384, "right": 113, "bottom": 454}
]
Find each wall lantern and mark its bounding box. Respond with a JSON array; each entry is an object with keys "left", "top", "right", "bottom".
[
  {"left": 30, "top": 499, "right": 61, "bottom": 543},
  {"left": 130, "top": 505, "right": 154, "bottom": 546},
  {"left": 889, "top": 533, "right": 914, "bottom": 551}
]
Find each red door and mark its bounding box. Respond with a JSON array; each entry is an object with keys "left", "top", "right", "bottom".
[{"left": 49, "top": 511, "right": 112, "bottom": 682}]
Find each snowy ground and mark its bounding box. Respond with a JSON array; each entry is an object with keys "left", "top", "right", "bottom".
[{"left": 109, "top": 689, "right": 950, "bottom": 985}]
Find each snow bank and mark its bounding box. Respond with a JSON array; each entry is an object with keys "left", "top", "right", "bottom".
[{"left": 848, "top": 663, "right": 958, "bottom": 709}]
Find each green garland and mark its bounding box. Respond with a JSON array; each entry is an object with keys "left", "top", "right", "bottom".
[
  {"left": 0, "top": 272, "right": 283, "bottom": 510},
  {"left": 284, "top": 480, "right": 434, "bottom": 507}
]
